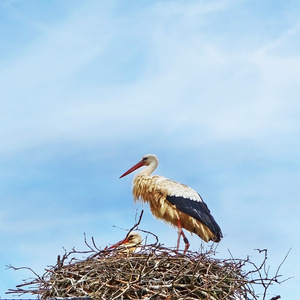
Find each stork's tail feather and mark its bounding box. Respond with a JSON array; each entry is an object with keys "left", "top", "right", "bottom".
[{"left": 211, "top": 223, "right": 223, "bottom": 242}]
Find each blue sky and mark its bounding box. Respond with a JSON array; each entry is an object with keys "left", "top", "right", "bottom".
[{"left": 1, "top": 0, "right": 299, "bottom": 298}]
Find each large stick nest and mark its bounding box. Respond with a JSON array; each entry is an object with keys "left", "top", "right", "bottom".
[
  {"left": 8, "top": 245, "right": 250, "bottom": 299},
  {"left": 7, "top": 213, "right": 288, "bottom": 299},
  {"left": 7, "top": 237, "right": 287, "bottom": 300}
]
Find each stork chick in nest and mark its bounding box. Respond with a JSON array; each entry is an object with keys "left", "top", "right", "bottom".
[{"left": 107, "top": 231, "right": 142, "bottom": 253}]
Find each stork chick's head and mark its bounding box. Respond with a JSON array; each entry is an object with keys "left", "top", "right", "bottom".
[
  {"left": 107, "top": 231, "right": 142, "bottom": 252},
  {"left": 126, "top": 231, "right": 143, "bottom": 246},
  {"left": 120, "top": 154, "right": 159, "bottom": 178}
]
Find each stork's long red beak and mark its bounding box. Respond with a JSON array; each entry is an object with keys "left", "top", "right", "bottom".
[
  {"left": 107, "top": 237, "right": 129, "bottom": 250},
  {"left": 120, "top": 160, "right": 144, "bottom": 178}
]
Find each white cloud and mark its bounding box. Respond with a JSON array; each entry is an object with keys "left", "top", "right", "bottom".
[
  {"left": 1, "top": 2, "right": 300, "bottom": 297},
  {"left": 1, "top": 0, "right": 299, "bottom": 157}
]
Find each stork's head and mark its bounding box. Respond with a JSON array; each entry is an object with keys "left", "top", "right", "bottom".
[
  {"left": 141, "top": 154, "right": 159, "bottom": 166},
  {"left": 120, "top": 154, "right": 159, "bottom": 178}
]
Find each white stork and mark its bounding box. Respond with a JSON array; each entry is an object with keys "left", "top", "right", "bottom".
[
  {"left": 120, "top": 154, "right": 222, "bottom": 254},
  {"left": 107, "top": 231, "right": 142, "bottom": 253}
]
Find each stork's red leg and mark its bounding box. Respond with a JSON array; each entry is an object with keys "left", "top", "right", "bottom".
[
  {"left": 176, "top": 228, "right": 181, "bottom": 251},
  {"left": 177, "top": 219, "right": 190, "bottom": 254}
]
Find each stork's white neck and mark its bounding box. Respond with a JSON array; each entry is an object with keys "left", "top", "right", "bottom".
[{"left": 138, "top": 159, "right": 158, "bottom": 176}]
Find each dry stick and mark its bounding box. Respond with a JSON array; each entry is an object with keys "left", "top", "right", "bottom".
[
  {"left": 138, "top": 228, "right": 159, "bottom": 245},
  {"left": 84, "top": 232, "right": 95, "bottom": 252},
  {"left": 6, "top": 265, "right": 41, "bottom": 280},
  {"left": 126, "top": 209, "right": 144, "bottom": 236},
  {"left": 262, "top": 248, "right": 292, "bottom": 300},
  {"left": 91, "top": 236, "right": 101, "bottom": 252},
  {"left": 241, "top": 248, "right": 290, "bottom": 300}
]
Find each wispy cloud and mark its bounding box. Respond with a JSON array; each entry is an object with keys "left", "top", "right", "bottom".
[
  {"left": 1, "top": 1, "right": 300, "bottom": 298},
  {"left": 2, "top": 0, "right": 298, "bottom": 156}
]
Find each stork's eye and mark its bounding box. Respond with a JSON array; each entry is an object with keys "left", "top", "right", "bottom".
[{"left": 142, "top": 157, "right": 148, "bottom": 162}]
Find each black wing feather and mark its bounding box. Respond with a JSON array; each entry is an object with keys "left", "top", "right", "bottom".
[{"left": 166, "top": 194, "right": 222, "bottom": 242}]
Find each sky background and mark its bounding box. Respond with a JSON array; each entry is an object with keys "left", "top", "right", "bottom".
[{"left": 0, "top": 0, "right": 299, "bottom": 298}]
